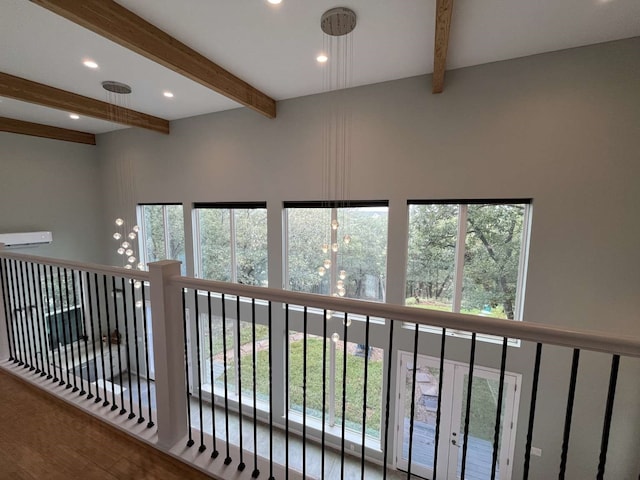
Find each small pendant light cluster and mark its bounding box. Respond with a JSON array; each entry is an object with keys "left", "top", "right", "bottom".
[{"left": 113, "top": 217, "right": 145, "bottom": 308}]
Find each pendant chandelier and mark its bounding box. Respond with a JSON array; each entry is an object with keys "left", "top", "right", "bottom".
[{"left": 317, "top": 7, "right": 356, "bottom": 325}]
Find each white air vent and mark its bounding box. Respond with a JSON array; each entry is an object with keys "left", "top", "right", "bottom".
[{"left": 0, "top": 231, "right": 53, "bottom": 248}]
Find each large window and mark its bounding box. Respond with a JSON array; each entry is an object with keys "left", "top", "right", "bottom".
[
  {"left": 285, "top": 202, "right": 389, "bottom": 301},
  {"left": 138, "top": 204, "right": 186, "bottom": 274},
  {"left": 406, "top": 200, "right": 531, "bottom": 320},
  {"left": 193, "top": 203, "right": 268, "bottom": 286}
]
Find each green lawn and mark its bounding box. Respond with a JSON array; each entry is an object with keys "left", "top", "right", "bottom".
[{"left": 227, "top": 336, "right": 384, "bottom": 439}]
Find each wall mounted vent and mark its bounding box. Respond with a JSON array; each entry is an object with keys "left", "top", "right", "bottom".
[{"left": 0, "top": 231, "right": 53, "bottom": 248}]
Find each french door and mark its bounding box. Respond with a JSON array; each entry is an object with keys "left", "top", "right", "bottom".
[{"left": 395, "top": 352, "right": 520, "bottom": 479}]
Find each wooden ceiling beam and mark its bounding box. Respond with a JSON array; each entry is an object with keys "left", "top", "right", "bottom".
[
  {"left": 31, "top": 0, "right": 277, "bottom": 119},
  {"left": 433, "top": 0, "right": 454, "bottom": 94},
  {"left": 0, "top": 72, "right": 169, "bottom": 134},
  {"left": 0, "top": 116, "right": 96, "bottom": 145}
]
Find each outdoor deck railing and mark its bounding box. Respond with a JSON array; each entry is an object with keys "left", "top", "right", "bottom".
[{"left": 0, "top": 250, "right": 639, "bottom": 480}]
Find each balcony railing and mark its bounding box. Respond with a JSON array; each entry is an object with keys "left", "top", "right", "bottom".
[{"left": 0, "top": 250, "right": 638, "bottom": 479}]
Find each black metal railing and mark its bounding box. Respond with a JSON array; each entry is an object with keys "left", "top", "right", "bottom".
[{"left": 1, "top": 251, "right": 639, "bottom": 480}]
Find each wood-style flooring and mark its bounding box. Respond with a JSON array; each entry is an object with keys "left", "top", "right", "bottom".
[{"left": 0, "top": 368, "right": 213, "bottom": 480}]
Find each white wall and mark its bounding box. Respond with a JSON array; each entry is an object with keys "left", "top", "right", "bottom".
[{"left": 0, "top": 133, "right": 103, "bottom": 262}]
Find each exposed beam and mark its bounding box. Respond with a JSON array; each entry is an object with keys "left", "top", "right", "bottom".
[
  {"left": 433, "top": 0, "right": 454, "bottom": 94},
  {"left": 31, "top": 0, "right": 277, "bottom": 119},
  {"left": 0, "top": 116, "right": 96, "bottom": 145},
  {"left": 0, "top": 72, "right": 169, "bottom": 134}
]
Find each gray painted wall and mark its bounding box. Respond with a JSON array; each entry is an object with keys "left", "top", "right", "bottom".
[{"left": 0, "top": 133, "right": 103, "bottom": 262}]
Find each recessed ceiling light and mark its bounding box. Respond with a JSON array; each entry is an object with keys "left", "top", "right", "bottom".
[
  {"left": 267, "top": 0, "right": 282, "bottom": 4},
  {"left": 83, "top": 60, "right": 99, "bottom": 69},
  {"left": 163, "top": 91, "right": 174, "bottom": 98},
  {"left": 317, "top": 54, "right": 328, "bottom": 63},
  {"left": 69, "top": 114, "right": 80, "bottom": 119}
]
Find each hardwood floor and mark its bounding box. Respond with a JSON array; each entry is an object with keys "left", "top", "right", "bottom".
[{"left": 0, "top": 369, "right": 213, "bottom": 480}]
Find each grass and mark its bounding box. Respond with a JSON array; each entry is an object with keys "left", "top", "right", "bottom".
[
  {"left": 406, "top": 297, "right": 507, "bottom": 319},
  {"left": 226, "top": 336, "right": 384, "bottom": 439}
]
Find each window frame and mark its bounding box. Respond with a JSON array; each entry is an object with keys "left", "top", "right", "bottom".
[
  {"left": 192, "top": 202, "right": 268, "bottom": 285},
  {"left": 406, "top": 198, "right": 532, "bottom": 325},
  {"left": 137, "top": 203, "right": 185, "bottom": 273}
]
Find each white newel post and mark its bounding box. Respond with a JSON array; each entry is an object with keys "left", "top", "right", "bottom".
[
  {"left": 148, "top": 260, "right": 189, "bottom": 449},
  {"left": 0, "top": 245, "right": 10, "bottom": 362}
]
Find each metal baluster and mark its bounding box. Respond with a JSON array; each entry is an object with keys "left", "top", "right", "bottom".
[
  {"left": 596, "top": 355, "right": 620, "bottom": 480},
  {"left": 63, "top": 268, "right": 78, "bottom": 390},
  {"left": 490, "top": 337, "right": 509, "bottom": 480},
  {"left": 221, "top": 293, "right": 232, "bottom": 465},
  {"left": 48, "top": 266, "right": 62, "bottom": 382},
  {"left": 321, "top": 308, "right": 327, "bottom": 480},
  {"left": 268, "top": 301, "right": 274, "bottom": 480},
  {"left": 559, "top": 349, "right": 580, "bottom": 479},
  {"left": 0, "top": 259, "right": 16, "bottom": 363},
  {"left": 251, "top": 298, "right": 259, "bottom": 478},
  {"left": 194, "top": 289, "right": 206, "bottom": 452},
  {"left": 77, "top": 271, "right": 90, "bottom": 395},
  {"left": 460, "top": 332, "right": 477, "bottom": 480},
  {"left": 19, "top": 261, "right": 35, "bottom": 371},
  {"left": 183, "top": 288, "right": 195, "bottom": 447},
  {"left": 36, "top": 265, "right": 52, "bottom": 381},
  {"left": 27, "top": 262, "right": 44, "bottom": 374},
  {"left": 94, "top": 273, "right": 106, "bottom": 405},
  {"left": 140, "top": 284, "right": 154, "bottom": 427},
  {"left": 130, "top": 278, "right": 143, "bottom": 420},
  {"left": 103, "top": 275, "right": 115, "bottom": 408},
  {"left": 121, "top": 277, "right": 134, "bottom": 418},
  {"left": 71, "top": 270, "right": 85, "bottom": 394},
  {"left": 382, "top": 318, "right": 395, "bottom": 480},
  {"left": 112, "top": 276, "right": 125, "bottom": 413},
  {"left": 85, "top": 272, "right": 97, "bottom": 399},
  {"left": 523, "top": 343, "right": 543, "bottom": 480},
  {"left": 407, "top": 323, "right": 419, "bottom": 480},
  {"left": 302, "top": 306, "right": 308, "bottom": 480},
  {"left": 236, "top": 295, "right": 245, "bottom": 470},
  {"left": 340, "top": 311, "right": 349, "bottom": 480},
  {"left": 10, "top": 260, "right": 26, "bottom": 366},
  {"left": 433, "top": 328, "right": 447, "bottom": 480},
  {"left": 57, "top": 267, "right": 71, "bottom": 384},
  {"left": 285, "top": 304, "right": 290, "bottom": 479},
  {"left": 207, "top": 292, "right": 219, "bottom": 458},
  {"left": 360, "top": 315, "right": 371, "bottom": 480}
]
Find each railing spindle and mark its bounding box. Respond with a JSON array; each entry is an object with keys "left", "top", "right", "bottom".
[
  {"left": 251, "top": 298, "right": 259, "bottom": 478},
  {"left": 112, "top": 276, "right": 125, "bottom": 413},
  {"left": 94, "top": 273, "right": 106, "bottom": 405},
  {"left": 20, "top": 261, "right": 35, "bottom": 371},
  {"left": 71, "top": 270, "right": 84, "bottom": 394},
  {"left": 221, "top": 293, "right": 232, "bottom": 465},
  {"left": 284, "top": 304, "right": 290, "bottom": 479},
  {"left": 27, "top": 263, "right": 43, "bottom": 375},
  {"left": 57, "top": 267, "right": 71, "bottom": 384},
  {"left": 102, "top": 274, "right": 115, "bottom": 407},
  {"left": 491, "top": 337, "right": 509, "bottom": 479},
  {"left": 85, "top": 271, "right": 97, "bottom": 399},
  {"left": 48, "top": 266, "right": 61, "bottom": 381},
  {"left": 73, "top": 269, "right": 88, "bottom": 394},
  {"left": 129, "top": 278, "right": 142, "bottom": 420},
  {"left": 182, "top": 288, "right": 195, "bottom": 447},
  {"left": 340, "top": 311, "right": 349, "bottom": 480},
  {"left": 407, "top": 323, "right": 420, "bottom": 479},
  {"left": 10, "top": 260, "right": 25, "bottom": 366},
  {"left": 596, "top": 354, "right": 620, "bottom": 479},
  {"left": 235, "top": 295, "right": 245, "bottom": 470},
  {"left": 0, "top": 259, "right": 15, "bottom": 362},
  {"left": 36, "top": 264, "right": 52, "bottom": 379},
  {"left": 207, "top": 292, "right": 219, "bottom": 458},
  {"left": 140, "top": 283, "right": 154, "bottom": 427},
  {"left": 193, "top": 288, "right": 206, "bottom": 452},
  {"left": 268, "top": 301, "right": 274, "bottom": 480},
  {"left": 559, "top": 348, "right": 580, "bottom": 479},
  {"left": 360, "top": 315, "right": 371, "bottom": 480},
  {"left": 321, "top": 308, "right": 327, "bottom": 480},
  {"left": 523, "top": 343, "right": 543, "bottom": 480},
  {"left": 63, "top": 268, "right": 78, "bottom": 390},
  {"left": 461, "top": 332, "right": 477, "bottom": 480},
  {"left": 432, "top": 328, "right": 447, "bottom": 480},
  {"left": 122, "top": 277, "right": 134, "bottom": 418},
  {"left": 302, "top": 306, "right": 308, "bottom": 480},
  {"left": 382, "top": 317, "right": 395, "bottom": 480}
]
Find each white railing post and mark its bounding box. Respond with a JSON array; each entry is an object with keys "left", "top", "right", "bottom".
[
  {"left": 0, "top": 245, "right": 9, "bottom": 362},
  {"left": 148, "top": 260, "right": 188, "bottom": 449}
]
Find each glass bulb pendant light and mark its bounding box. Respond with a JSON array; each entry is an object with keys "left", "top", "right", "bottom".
[
  {"left": 331, "top": 243, "right": 339, "bottom": 252},
  {"left": 339, "top": 270, "right": 347, "bottom": 280},
  {"left": 331, "top": 219, "right": 339, "bottom": 230},
  {"left": 318, "top": 266, "right": 326, "bottom": 277},
  {"left": 331, "top": 332, "right": 340, "bottom": 343},
  {"left": 113, "top": 232, "right": 122, "bottom": 240},
  {"left": 323, "top": 259, "right": 332, "bottom": 269},
  {"left": 115, "top": 218, "right": 124, "bottom": 226},
  {"left": 322, "top": 243, "right": 329, "bottom": 254},
  {"left": 343, "top": 234, "right": 351, "bottom": 245}
]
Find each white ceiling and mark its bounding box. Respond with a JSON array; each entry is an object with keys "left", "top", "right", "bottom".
[{"left": 1, "top": 0, "right": 639, "bottom": 135}]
